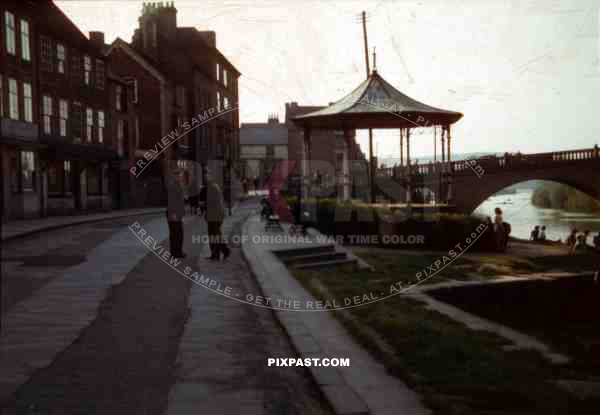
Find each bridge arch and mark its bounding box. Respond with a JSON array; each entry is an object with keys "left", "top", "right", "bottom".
[{"left": 450, "top": 158, "right": 600, "bottom": 215}]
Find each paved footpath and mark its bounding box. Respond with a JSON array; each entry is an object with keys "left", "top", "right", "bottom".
[
  {"left": 1, "top": 200, "right": 332, "bottom": 415},
  {"left": 165, "top": 201, "right": 332, "bottom": 415}
]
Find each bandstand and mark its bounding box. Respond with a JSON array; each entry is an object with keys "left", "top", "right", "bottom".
[{"left": 292, "top": 67, "right": 463, "bottom": 205}]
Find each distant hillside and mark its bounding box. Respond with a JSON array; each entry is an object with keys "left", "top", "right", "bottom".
[{"left": 532, "top": 182, "right": 600, "bottom": 213}]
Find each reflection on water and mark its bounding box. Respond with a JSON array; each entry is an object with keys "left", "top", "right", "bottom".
[{"left": 473, "top": 190, "right": 600, "bottom": 241}]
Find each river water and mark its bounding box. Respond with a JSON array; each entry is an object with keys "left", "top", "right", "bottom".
[{"left": 473, "top": 189, "right": 600, "bottom": 242}]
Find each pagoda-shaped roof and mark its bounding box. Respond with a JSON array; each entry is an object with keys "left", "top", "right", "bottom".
[{"left": 293, "top": 70, "right": 462, "bottom": 130}]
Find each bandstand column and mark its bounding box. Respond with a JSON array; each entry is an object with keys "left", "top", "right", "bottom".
[
  {"left": 406, "top": 128, "right": 411, "bottom": 204},
  {"left": 440, "top": 127, "right": 446, "bottom": 203},
  {"left": 369, "top": 128, "right": 375, "bottom": 204},
  {"left": 303, "top": 126, "right": 311, "bottom": 195},
  {"left": 399, "top": 128, "right": 404, "bottom": 167},
  {"left": 343, "top": 129, "right": 354, "bottom": 201},
  {"left": 433, "top": 126, "right": 437, "bottom": 162},
  {"left": 447, "top": 125, "right": 452, "bottom": 165},
  {"left": 446, "top": 125, "right": 452, "bottom": 202}
]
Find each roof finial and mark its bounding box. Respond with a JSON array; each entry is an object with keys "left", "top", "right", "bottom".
[{"left": 372, "top": 47, "right": 377, "bottom": 73}]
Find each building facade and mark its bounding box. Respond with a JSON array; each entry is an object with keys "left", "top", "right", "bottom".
[
  {"left": 0, "top": 0, "right": 119, "bottom": 220},
  {"left": 122, "top": 1, "right": 240, "bottom": 198},
  {"left": 239, "top": 115, "right": 288, "bottom": 188},
  {"left": 239, "top": 105, "right": 364, "bottom": 200},
  {"left": 1, "top": 0, "right": 241, "bottom": 221}
]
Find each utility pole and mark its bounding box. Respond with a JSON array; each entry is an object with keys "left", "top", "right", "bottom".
[{"left": 361, "top": 11, "right": 376, "bottom": 204}]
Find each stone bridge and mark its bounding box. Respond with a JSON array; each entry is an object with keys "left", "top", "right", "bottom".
[{"left": 376, "top": 147, "right": 600, "bottom": 214}]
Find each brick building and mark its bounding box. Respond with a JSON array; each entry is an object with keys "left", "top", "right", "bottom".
[
  {"left": 105, "top": 1, "right": 241, "bottom": 203},
  {"left": 0, "top": 0, "right": 119, "bottom": 220},
  {"left": 239, "top": 114, "right": 288, "bottom": 188}
]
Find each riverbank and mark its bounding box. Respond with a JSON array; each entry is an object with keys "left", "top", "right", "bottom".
[
  {"left": 532, "top": 182, "right": 600, "bottom": 214},
  {"left": 475, "top": 189, "right": 600, "bottom": 241},
  {"left": 291, "top": 238, "right": 600, "bottom": 414}
]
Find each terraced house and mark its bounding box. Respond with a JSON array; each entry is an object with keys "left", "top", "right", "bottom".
[
  {"left": 0, "top": 0, "right": 240, "bottom": 220},
  {"left": 0, "top": 0, "right": 121, "bottom": 220}
]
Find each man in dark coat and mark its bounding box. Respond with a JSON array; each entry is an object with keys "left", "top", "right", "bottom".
[
  {"left": 199, "top": 176, "right": 230, "bottom": 260},
  {"left": 166, "top": 169, "right": 186, "bottom": 258}
]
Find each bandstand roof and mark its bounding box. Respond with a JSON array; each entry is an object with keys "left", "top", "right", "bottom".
[{"left": 293, "top": 70, "right": 463, "bottom": 130}]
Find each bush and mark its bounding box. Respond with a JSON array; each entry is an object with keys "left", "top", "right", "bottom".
[{"left": 288, "top": 198, "right": 489, "bottom": 250}]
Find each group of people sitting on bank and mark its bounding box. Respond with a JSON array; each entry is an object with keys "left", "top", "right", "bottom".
[
  {"left": 529, "top": 225, "right": 547, "bottom": 242},
  {"left": 565, "top": 229, "right": 600, "bottom": 255}
]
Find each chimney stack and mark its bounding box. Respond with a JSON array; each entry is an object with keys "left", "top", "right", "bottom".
[{"left": 89, "top": 31, "right": 105, "bottom": 48}]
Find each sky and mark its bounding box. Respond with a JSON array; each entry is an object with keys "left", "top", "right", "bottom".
[{"left": 56, "top": 0, "right": 600, "bottom": 160}]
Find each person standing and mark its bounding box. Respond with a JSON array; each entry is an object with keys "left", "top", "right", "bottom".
[
  {"left": 567, "top": 229, "right": 578, "bottom": 255},
  {"left": 539, "top": 226, "right": 547, "bottom": 242},
  {"left": 253, "top": 176, "right": 260, "bottom": 195},
  {"left": 200, "top": 176, "right": 230, "bottom": 261},
  {"left": 593, "top": 232, "right": 600, "bottom": 251},
  {"left": 530, "top": 225, "right": 540, "bottom": 241},
  {"left": 166, "top": 169, "right": 186, "bottom": 259},
  {"left": 493, "top": 207, "right": 504, "bottom": 249}
]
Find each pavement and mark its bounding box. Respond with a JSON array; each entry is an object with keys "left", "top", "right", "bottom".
[
  {"left": 1, "top": 200, "right": 332, "bottom": 415},
  {"left": 165, "top": 203, "right": 331, "bottom": 415},
  {"left": 242, "top": 219, "right": 431, "bottom": 415},
  {"left": 1, "top": 207, "right": 165, "bottom": 242}
]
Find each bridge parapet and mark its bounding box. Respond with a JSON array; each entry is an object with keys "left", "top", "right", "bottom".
[{"left": 376, "top": 146, "right": 599, "bottom": 179}]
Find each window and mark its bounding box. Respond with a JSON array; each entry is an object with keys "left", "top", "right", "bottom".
[
  {"left": 176, "top": 85, "right": 185, "bottom": 107},
  {"left": 8, "top": 78, "right": 18, "bottom": 120},
  {"left": 151, "top": 22, "right": 157, "bottom": 47},
  {"left": 5, "top": 12, "right": 15, "bottom": 55},
  {"left": 41, "top": 36, "right": 53, "bottom": 71},
  {"left": 59, "top": 99, "right": 68, "bottom": 137},
  {"left": 86, "top": 107, "right": 93, "bottom": 142},
  {"left": 131, "top": 78, "right": 138, "bottom": 103},
  {"left": 223, "top": 96, "right": 230, "bottom": 110},
  {"left": 117, "top": 119, "right": 125, "bottom": 156},
  {"left": 72, "top": 102, "right": 82, "bottom": 142},
  {"left": 23, "top": 83, "right": 32, "bottom": 122},
  {"left": 115, "top": 85, "right": 122, "bottom": 111},
  {"left": 223, "top": 69, "right": 228, "bottom": 87},
  {"left": 134, "top": 116, "right": 140, "bottom": 148},
  {"left": 0, "top": 75, "right": 3, "bottom": 116},
  {"left": 64, "top": 161, "right": 71, "bottom": 193},
  {"left": 87, "top": 166, "right": 100, "bottom": 195},
  {"left": 42, "top": 95, "right": 53, "bottom": 134},
  {"left": 71, "top": 53, "right": 82, "bottom": 83},
  {"left": 21, "top": 151, "right": 35, "bottom": 190},
  {"left": 97, "top": 110, "right": 105, "bottom": 143},
  {"left": 216, "top": 91, "right": 221, "bottom": 110},
  {"left": 84, "top": 55, "right": 91, "bottom": 85},
  {"left": 49, "top": 164, "right": 59, "bottom": 191},
  {"left": 95, "top": 59, "right": 105, "bottom": 90},
  {"left": 216, "top": 63, "right": 220, "bottom": 81},
  {"left": 20, "top": 19, "right": 30, "bottom": 61},
  {"left": 56, "top": 44, "right": 66, "bottom": 73}
]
